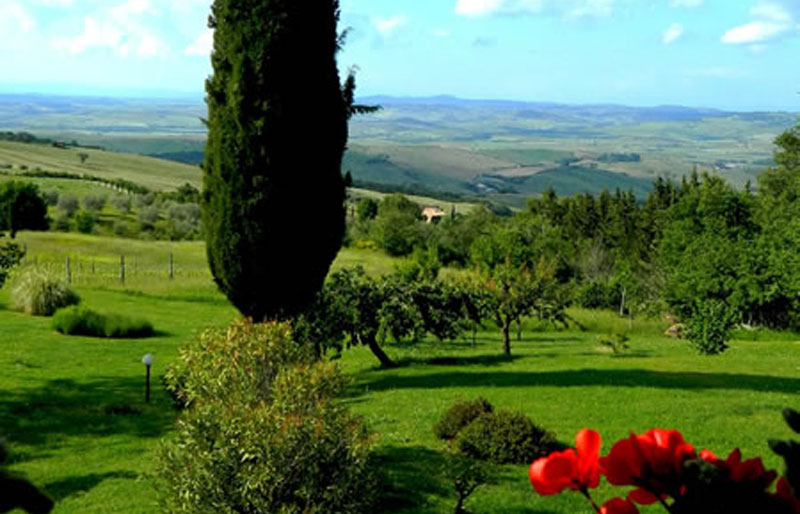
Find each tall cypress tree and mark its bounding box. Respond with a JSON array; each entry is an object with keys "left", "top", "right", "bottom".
[{"left": 203, "top": 0, "right": 352, "bottom": 320}]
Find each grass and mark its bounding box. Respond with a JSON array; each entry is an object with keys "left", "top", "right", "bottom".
[
  {"left": 339, "top": 309, "right": 800, "bottom": 513},
  {"left": 2, "top": 276, "right": 798, "bottom": 513},
  {"left": 0, "top": 140, "right": 201, "bottom": 192}
]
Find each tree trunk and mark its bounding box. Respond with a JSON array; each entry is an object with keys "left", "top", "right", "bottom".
[
  {"left": 366, "top": 336, "right": 397, "bottom": 368},
  {"left": 501, "top": 319, "right": 511, "bottom": 356},
  {"left": 619, "top": 288, "right": 627, "bottom": 317},
  {"left": 516, "top": 317, "right": 522, "bottom": 341}
]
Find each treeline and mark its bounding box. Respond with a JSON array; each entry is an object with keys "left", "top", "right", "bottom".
[
  {"left": 347, "top": 123, "right": 800, "bottom": 339},
  {"left": 0, "top": 131, "right": 101, "bottom": 150}
]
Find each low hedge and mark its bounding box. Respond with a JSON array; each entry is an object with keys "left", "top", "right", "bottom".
[{"left": 52, "top": 306, "right": 154, "bottom": 338}]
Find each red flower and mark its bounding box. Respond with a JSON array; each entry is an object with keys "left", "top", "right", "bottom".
[
  {"left": 529, "top": 429, "right": 601, "bottom": 495},
  {"left": 600, "top": 497, "right": 640, "bottom": 514},
  {"left": 775, "top": 477, "right": 800, "bottom": 514},
  {"left": 700, "top": 448, "right": 777, "bottom": 488},
  {"left": 600, "top": 429, "right": 696, "bottom": 505}
]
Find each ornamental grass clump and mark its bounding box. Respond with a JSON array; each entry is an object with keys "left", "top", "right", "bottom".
[
  {"left": 11, "top": 268, "right": 79, "bottom": 316},
  {"left": 157, "top": 319, "right": 377, "bottom": 514}
]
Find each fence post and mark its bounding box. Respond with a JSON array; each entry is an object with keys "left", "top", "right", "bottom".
[
  {"left": 120, "top": 255, "right": 125, "bottom": 284},
  {"left": 65, "top": 257, "right": 71, "bottom": 284},
  {"left": 134, "top": 257, "right": 138, "bottom": 276},
  {"left": 169, "top": 252, "right": 174, "bottom": 280},
  {"left": 91, "top": 260, "right": 95, "bottom": 275}
]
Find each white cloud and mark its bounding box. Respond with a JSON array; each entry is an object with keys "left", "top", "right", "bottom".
[
  {"left": 0, "top": 3, "right": 36, "bottom": 33},
  {"left": 662, "top": 22, "right": 683, "bottom": 44},
  {"left": 37, "top": 0, "right": 74, "bottom": 6},
  {"left": 184, "top": 28, "right": 213, "bottom": 56},
  {"left": 432, "top": 28, "right": 452, "bottom": 37},
  {"left": 722, "top": 1, "right": 796, "bottom": 46},
  {"left": 54, "top": 0, "right": 168, "bottom": 58},
  {"left": 669, "top": 0, "right": 703, "bottom": 8},
  {"left": 454, "top": 0, "right": 621, "bottom": 19},
  {"left": 373, "top": 15, "right": 407, "bottom": 36}
]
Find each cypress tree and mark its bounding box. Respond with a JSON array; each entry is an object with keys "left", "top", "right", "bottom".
[{"left": 203, "top": 0, "right": 356, "bottom": 319}]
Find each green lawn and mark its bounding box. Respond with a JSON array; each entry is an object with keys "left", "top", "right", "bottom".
[{"left": 2, "top": 235, "right": 799, "bottom": 513}]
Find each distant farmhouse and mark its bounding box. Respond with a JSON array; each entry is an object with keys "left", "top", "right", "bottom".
[{"left": 422, "top": 206, "right": 446, "bottom": 224}]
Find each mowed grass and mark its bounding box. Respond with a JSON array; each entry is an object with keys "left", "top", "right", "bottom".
[
  {"left": 0, "top": 140, "right": 201, "bottom": 191},
  {"left": 1, "top": 234, "right": 799, "bottom": 513},
  {"left": 340, "top": 310, "right": 800, "bottom": 513}
]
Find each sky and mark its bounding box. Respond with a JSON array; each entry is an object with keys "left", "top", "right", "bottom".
[{"left": 0, "top": 0, "right": 798, "bottom": 111}]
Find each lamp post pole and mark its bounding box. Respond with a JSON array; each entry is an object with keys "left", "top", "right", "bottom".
[{"left": 142, "top": 354, "right": 154, "bottom": 404}]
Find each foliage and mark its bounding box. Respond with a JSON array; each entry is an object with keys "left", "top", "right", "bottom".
[
  {"left": 52, "top": 305, "right": 154, "bottom": 339},
  {"left": 0, "top": 239, "right": 24, "bottom": 289},
  {"left": 684, "top": 299, "right": 736, "bottom": 355},
  {"left": 82, "top": 194, "right": 106, "bottom": 212},
  {"left": 598, "top": 332, "right": 630, "bottom": 354},
  {"left": 434, "top": 397, "right": 494, "bottom": 440},
  {"left": 456, "top": 410, "right": 557, "bottom": 464},
  {"left": 11, "top": 268, "right": 80, "bottom": 316},
  {"left": 444, "top": 453, "right": 492, "bottom": 514},
  {"left": 202, "top": 0, "right": 353, "bottom": 320},
  {"left": 770, "top": 408, "right": 800, "bottom": 502},
  {"left": 73, "top": 210, "right": 97, "bottom": 234},
  {"left": 0, "top": 438, "right": 54, "bottom": 514},
  {"left": 57, "top": 193, "right": 79, "bottom": 217},
  {"left": 0, "top": 181, "right": 48, "bottom": 238},
  {"left": 157, "top": 320, "right": 377, "bottom": 514}
]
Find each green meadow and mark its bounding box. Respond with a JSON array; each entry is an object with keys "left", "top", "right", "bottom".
[{"left": 1, "top": 233, "right": 798, "bottom": 513}]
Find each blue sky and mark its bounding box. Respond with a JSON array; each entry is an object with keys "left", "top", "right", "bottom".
[{"left": 0, "top": 0, "right": 798, "bottom": 110}]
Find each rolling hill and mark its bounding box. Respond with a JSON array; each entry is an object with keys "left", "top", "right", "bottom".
[{"left": 0, "top": 93, "right": 796, "bottom": 207}]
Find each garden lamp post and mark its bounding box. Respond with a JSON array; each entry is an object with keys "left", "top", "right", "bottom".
[{"left": 142, "top": 353, "right": 153, "bottom": 404}]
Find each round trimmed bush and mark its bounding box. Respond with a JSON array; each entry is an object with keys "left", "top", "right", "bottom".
[
  {"left": 52, "top": 306, "right": 154, "bottom": 338},
  {"left": 434, "top": 397, "right": 494, "bottom": 440},
  {"left": 456, "top": 410, "right": 557, "bottom": 464},
  {"left": 11, "top": 268, "right": 79, "bottom": 316}
]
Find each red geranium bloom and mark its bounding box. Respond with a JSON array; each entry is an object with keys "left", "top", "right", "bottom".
[
  {"left": 775, "top": 477, "right": 800, "bottom": 514},
  {"left": 600, "top": 429, "right": 696, "bottom": 505},
  {"left": 529, "top": 429, "right": 601, "bottom": 495},
  {"left": 600, "top": 497, "right": 640, "bottom": 514},
  {"left": 700, "top": 448, "right": 777, "bottom": 488}
]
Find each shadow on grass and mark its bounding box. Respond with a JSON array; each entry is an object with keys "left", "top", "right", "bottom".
[
  {"left": 44, "top": 471, "right": 139, "bottom": 501},
  {"left": 394, "top": 354, "right": 528, "bottom": 369},
  {"left": 352, "top": 368, "right": 800, "bottom": 396},
  {"left": 0, "top": 377, "right": 177, "bottom": 447},
  {"left": 374, "top": 446, "right": 450, "bottom": 513}
]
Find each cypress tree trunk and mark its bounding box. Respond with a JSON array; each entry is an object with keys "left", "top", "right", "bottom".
[{"left": 203, "top": 0, "right": 348, "bottom": 320}]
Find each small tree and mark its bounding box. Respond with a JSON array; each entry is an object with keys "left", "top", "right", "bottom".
[
  {"left": 77, "top": 152, "right": 89, "bottom": 164},
  {"left": 0, "top": 182, "right": 48, "bottom": 238},
  {"left": 57, "top": 194, "right": 79, "bottom": 217}
]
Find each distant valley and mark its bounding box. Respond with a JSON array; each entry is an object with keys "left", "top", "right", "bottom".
[{"left": 0, "top": 93, "right": 795, "bottom": 207}]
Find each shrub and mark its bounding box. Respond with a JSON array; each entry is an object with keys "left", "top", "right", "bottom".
[
  {"left": 113, "top": 221, "right": 128, "bottom": 237},
  {"left": 82, "top": 194, "right": 106, "bottom": 212},
  {"left": 157, "top": 320, "right": 377, "bottom": 513},
  {"left": 456, "top": 410, "right": 557, "bottom": 464},
  {"left": 111, "top": 194, "right": 132, "bottom": 213},
  {"left": 0, "top": 239, "right": 24, "bottom": 289},
  {"left": 138, "top": 205, "right": 160, "bottom": 229},
  {"left": 57, "top": 194, "right": 79, "bottom": 217},
  {"left": 684, "top": 300, "right": 736, "bottom": 355},
  {"left": 11, "top": 268, "right": 79, "bottom": 316},
  {"left": 52, "top": 306, "right": 154, "bottom": 338},
  {"left": 42, "top": 190, "right": 59, "bottom": 207},
  {"left": 73, "top": 210, "right": 97, "bottom": 234},
  {"left": 434, "top": 397, "right": 494, "bottom": 440}
]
